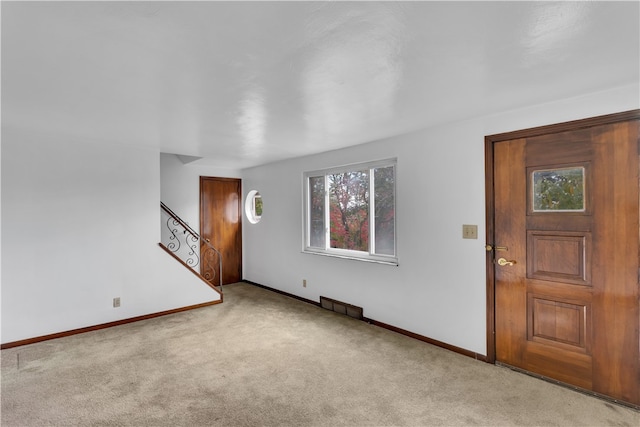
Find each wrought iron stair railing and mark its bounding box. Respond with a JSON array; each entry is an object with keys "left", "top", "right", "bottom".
[{"left": 160, "top": 202, "right": 222, "bottom": 291}]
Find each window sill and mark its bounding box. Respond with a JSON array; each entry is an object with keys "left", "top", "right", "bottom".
[{"left": 302, "top": 249, "right": 398, "bottom": 266}]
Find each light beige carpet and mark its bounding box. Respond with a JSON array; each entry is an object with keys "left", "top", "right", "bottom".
[{"left": 1, "top": 282, "right": 638, "bottom": 426}]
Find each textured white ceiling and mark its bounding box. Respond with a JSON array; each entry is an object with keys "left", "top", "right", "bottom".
[{"left": 2, "top": 1, "right": 639, "bottom": 169}]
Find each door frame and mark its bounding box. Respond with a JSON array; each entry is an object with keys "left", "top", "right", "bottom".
[{"left": 484, "top": 109, "right": 640, "bottom": 364}]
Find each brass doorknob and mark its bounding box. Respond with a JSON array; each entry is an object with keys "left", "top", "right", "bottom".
[{"left": 497, "top": 258, "right": 516, "bottom": 266}]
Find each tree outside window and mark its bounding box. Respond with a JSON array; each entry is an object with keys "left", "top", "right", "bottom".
[
  {"left": 329, "top": 170, "right": 370, "bottom": 251},
  {"left": 305, "top": 160, "right": 396, "bottom": 264}
]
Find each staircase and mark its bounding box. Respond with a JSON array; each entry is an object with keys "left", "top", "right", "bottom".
[{"left": 159, "top": 202, "right": 223, "bottom": 293}]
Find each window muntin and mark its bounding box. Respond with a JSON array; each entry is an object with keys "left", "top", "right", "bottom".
[{"left": 304, "top": 159, "right": 396, "bottom": 265}]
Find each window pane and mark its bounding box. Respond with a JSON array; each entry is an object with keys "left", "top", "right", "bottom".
[
  {"left": 329, "top": 170, "right": 369, "bottom": 251},
  {"left": 374, "top": 166, "right": 395, "bottom": 255},
  {"left": 253, "top": 193, "right": 262, "bottom": 217},
  {"left": 309, "top": 176, "right": 325, "bottom": 248},
  {"left": 532, "top": 167, "right": 585, "bottom": 212}
]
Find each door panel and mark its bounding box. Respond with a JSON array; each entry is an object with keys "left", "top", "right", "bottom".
[
  {"left": 200, "top": 177, "right": 242, "bottom": 285},
  {"left": 526, "top": 231, "right": 591, "bottom": 285},
  {"left": 527, "top": 293, "right": 591, "bottom": 352},
  {"left": 491, "top": 114, "right": 639, "bottom": 406}
]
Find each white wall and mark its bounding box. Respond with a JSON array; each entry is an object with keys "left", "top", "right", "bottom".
[
  {"left": 160, "top": 153, "right": 241, "bottom": 231},
  {"left": 1, "top": 129, "right": 221, "bottom": 344},
  {"left": 242, "top": 84, "right": 639, "bottom": 356},
  {"left": 3, "top": 84, "right": 636, "bottom": 348}
]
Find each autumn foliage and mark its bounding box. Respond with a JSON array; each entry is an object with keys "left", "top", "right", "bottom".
[{"left": 309, "top": 165, "right": 395, "bottom": 256}]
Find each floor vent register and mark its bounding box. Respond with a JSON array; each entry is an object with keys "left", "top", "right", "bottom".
[{"left": 320, "top": 296, "right": 363, "bottom": 320}]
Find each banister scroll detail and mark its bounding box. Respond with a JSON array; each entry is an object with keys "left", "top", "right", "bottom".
[{"left": 160, "top": 202, "right": 222, "bottom": 290}]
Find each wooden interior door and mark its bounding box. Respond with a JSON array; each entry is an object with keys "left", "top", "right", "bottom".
[
  {"left": 488, "top": 111, "right": 639, "bottom": 407},
  {"left": 200, "top": 177, "right": 242, "bottom": 285}
]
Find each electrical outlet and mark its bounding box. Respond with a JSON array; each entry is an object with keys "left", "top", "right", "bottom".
[
  {"left": 113, "top": 297, "right": 121, "bottom": 308},
  {"left": 303, "top": 279, "right": 307, "bottom": 288},
  {"left": 462, "top": 224, "right": 478, "bottom": 239}
]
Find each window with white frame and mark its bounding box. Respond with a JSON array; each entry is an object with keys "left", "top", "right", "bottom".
[
  {"left": 303, "top": 159, "right": 397, "bottom": 265},
  {"left": 245, "top": 190, "right": 263, "bottom": 224}
]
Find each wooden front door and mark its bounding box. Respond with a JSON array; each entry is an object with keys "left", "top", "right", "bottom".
[
  {"left": 487, "top": 111, "right": 639, "bottom": 407},
  {"left": 200, "top": 177, "right": 242, "bottom": 285}
]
